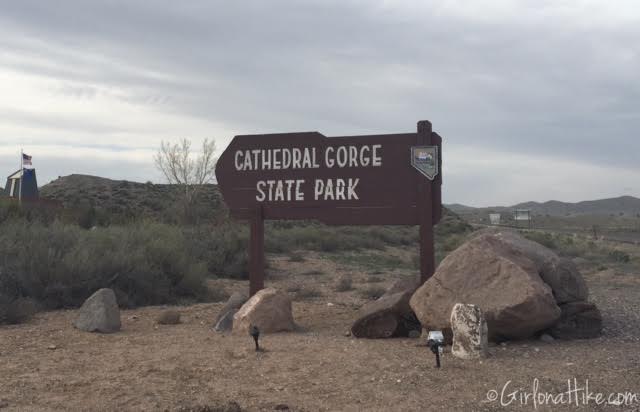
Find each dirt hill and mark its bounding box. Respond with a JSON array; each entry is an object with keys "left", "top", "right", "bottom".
[{"left": 40, "top": 174, "right": 224, "bottom": 221}]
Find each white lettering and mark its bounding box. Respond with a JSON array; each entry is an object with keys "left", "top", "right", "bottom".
[
  {"left": 325, "top": 147, "right": 335, "bottom": 168},
  {"left": 336, "top": 146, "right": 348, "bottom": 168},
  {"left": 372, "top": 144, "right": 382, "bottom": 166},
  {"left": 256, "top": 181, "right": 266, "bottom": 201},
  {"left": 235, "top": 151, "right": 243, "bottom": 171},
  {"left": 348, "top": 178, "right": 359, "bottom": 200},
  {"left": 295, "top": 179, "right": 304, "bottom": 200},
  {"left": 360, "top": 145, "right": 370, "bottom": 166}
]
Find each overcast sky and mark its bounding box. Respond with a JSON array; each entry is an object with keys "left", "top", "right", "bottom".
[{"left": 1, "top": 0, "right": 638, "bottom": 206}]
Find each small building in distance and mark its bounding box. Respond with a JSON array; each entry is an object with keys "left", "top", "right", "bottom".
[
  {"left": 489, "top": 213, "right": 501, "bottom": 225},
  {"left": 3, "top": 169, "right": 39, "bottom": 200},
  {"left": 513, "top": 209, "right": 532, "bottom": 228}
]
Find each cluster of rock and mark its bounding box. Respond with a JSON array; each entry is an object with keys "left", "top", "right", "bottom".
[
  {"left": 351, "top": 229, "right": 602, "bottom": 344},
  {"left": 75, "top": 229, "right": 601, "bottom": 353},
  {"left": 409, "top": 229, "right": 601, "bottom": 341}
]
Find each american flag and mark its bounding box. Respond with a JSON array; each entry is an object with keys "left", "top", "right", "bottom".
[{"left": 22, "top": 153, "right": 32, "bottom": 166}]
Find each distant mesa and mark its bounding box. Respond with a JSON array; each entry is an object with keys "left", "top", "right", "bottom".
[{"left": 446, "top": 195, "right": 640, "bottom": 217}]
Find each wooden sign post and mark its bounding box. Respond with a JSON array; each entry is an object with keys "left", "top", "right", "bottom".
[{"left": 216, "top": 120, "right": 443, "bottom": 295}]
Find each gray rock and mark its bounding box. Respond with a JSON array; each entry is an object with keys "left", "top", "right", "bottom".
[
  {"left": 214, "top": 309, "right": 236, "bottom": 332},
  {"left": 550, "top": 301, "right": 602, "bottom": 339},
  {"left": 385, "top": 277, "right": 421, "bottom": 296},
  {"left": 214, "top": 291, "right": 248, "bottom": 332},
  {"left": 351, "top": 290, "right": 419, "bottom": 338},
  {"left": 473, "top": 229, "right": 589, "bottom": 304},
  {"left": 156, "top": 310, "right": 181, "bottom": 325},
  {"left": 73, "top": 288, "right": 121, "bottom": 333},
  {"left": 539, "top": 333, "right": 555, "bottom": 343},
  {"left": 450, "top": 303, "right": 488, "bottom": 359},
  {"left": 408, "top": 330, "right": 421, "bottom": 339}
]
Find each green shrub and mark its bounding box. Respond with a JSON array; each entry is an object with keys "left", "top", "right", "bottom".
[
  {"left": 295, "top": 287, "right": 323, "bottom": 300},
  {"left": 0, "top": 294, "right": 37, "bottom": 324},
  {"left": 334, "top": 275, "right": 353, "bottom": 292},
  {"left": 288, "top": 252, "right": 306, "bottom": 262},
  {"left": 608, "top": 249, "right": 631, "bottom": 263},
  {"left": 359, "top": 286, "right": 386, "bottom": 300},
  {"left": 0, "top": 221, "right": 216, "bottom": 316},
  {"left": 184, "top": 223, "right": 249, "bottom": 279},
  {"left": 522, "top": 231, "right": 557, "bottom": 249}
]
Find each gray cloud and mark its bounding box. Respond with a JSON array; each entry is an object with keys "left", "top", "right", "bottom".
[{"left": 0, "top": 0, "right": 638, "bottom": 205}]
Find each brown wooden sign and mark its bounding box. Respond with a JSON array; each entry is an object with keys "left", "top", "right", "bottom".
[{"left": 216, "top": 120, "right": 443, "bottom": 295}]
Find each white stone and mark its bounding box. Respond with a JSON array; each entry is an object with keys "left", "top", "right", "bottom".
[{"left": 450, "top": 303, "right": 488, "bottom": 359}]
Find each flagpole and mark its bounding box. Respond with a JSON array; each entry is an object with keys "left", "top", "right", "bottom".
[{"left": 19, "top": 148, "right": 23, "bottom": 206}]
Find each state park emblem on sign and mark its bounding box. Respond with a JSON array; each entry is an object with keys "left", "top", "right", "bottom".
[{"left": 411, "top": 146, "right": 439, "bottom": 180}]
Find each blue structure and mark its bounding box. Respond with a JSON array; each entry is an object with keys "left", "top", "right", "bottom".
[{"left": 3, "top": 169, "right": 39, "bottom": 200}]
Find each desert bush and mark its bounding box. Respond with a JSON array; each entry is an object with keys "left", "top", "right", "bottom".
[
  {"left": 334, "top": 275, "right": 353, "bottom": 292},
  {"left": 608, "top": 249, "right": 631, "bottom": 263},
  {"left": 286, "top": 284, "right": 302, "bottom": 293},
  {"left": 295, "top": 287, "right": 323, "bottom": 300},
  {"left": 184, "top": 223, "right": 249, "bottom": 279},
  {"left": 0, "top": 294, "right": 37, "bottom": 324},
  {"left": 364, "top": 275, "right": 384, "bottom": 283},
  {"left": 522, "top": 231, "right": 557, "bottom": 250},
  {"left": 288, "top": 252, "right": 306, "bottom": 262},
  {"left": 359, "top": 286, "right": 386, "bottom": 300},
  {"left": 0, "top": 221, "right": 216, "bottom": 317}
]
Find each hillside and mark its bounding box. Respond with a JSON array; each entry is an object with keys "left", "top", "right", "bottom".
[
  {"left": 513, "top": 195, "right": 640, "bottom": 216},
  {"left": 41, "top": 174, "right": 468, "bottom": 231},
  {"left": 40, "top": 174, "right": 224, "bottom": 222},
  {"left": 447, "top": 195, "right": 640, "bottom": 217}
]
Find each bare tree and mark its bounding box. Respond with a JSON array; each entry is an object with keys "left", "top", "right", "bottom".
[{"left": 154, "top": 138, "right": 217, "bottom": 208}]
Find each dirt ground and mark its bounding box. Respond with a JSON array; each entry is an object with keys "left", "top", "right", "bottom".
[{"left": 1, "top": 252, "right": 639, "bottom": 411}]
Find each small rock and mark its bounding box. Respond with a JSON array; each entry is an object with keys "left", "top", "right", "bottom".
[
  {"left": 540, "top": 333, "right": 555, "bottom": 343},
  {"left": 408, "top": 330, "right": 421, "bottom": 339},
  {"left": 344, "top": 331, "right": 351, "bottom": 337},
  {"left": 47, "top": 344, "right": 57, "bottom": 350},
  {"left": 156, "top": 310, "right": 181, "bottom": 325},
  {"left": 327, "top": 302, "right": 334, "bottom": 307},
  {"left": 274, "top": 404, "right": 290, "bottom": 411}
]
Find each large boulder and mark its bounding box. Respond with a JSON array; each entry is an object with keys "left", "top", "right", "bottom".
[
  {"left": 351, "top": 277, "right": 421, "bottom": 339},
  {"left": 549, "top": 301, "right": 602, "bottom": 339},
  {"left": 473, "top": 229, "right": 588, "bottom": 304},
  {"left": 73, "top": 288, "right": 121, "bottom": 333},
  {"left": 410, "top": 233, "right": 561, "bottom": 340},
  {"left": 450, "top": 303, "right": 488, "bottom": 359},
  {"left": 233, "top": 288, "right": 295, "bottom": 334},
  {"left": 351, "top": 291, "right": 419, "bottom": 338},
  {"left": 214, "top": 291, "right": 248, "bottom": 332}
]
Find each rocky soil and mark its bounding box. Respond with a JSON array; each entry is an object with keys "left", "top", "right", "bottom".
[{"left": 1, "top": 253, "right": 639, "bottom": 411}]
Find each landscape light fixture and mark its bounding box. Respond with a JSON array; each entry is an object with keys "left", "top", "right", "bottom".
[
  {"left": 250, "top": 325, "right": 260, "bottom": 351},
  {"left": 427, "top": 330, "right": 444, "bottom": 368}
]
